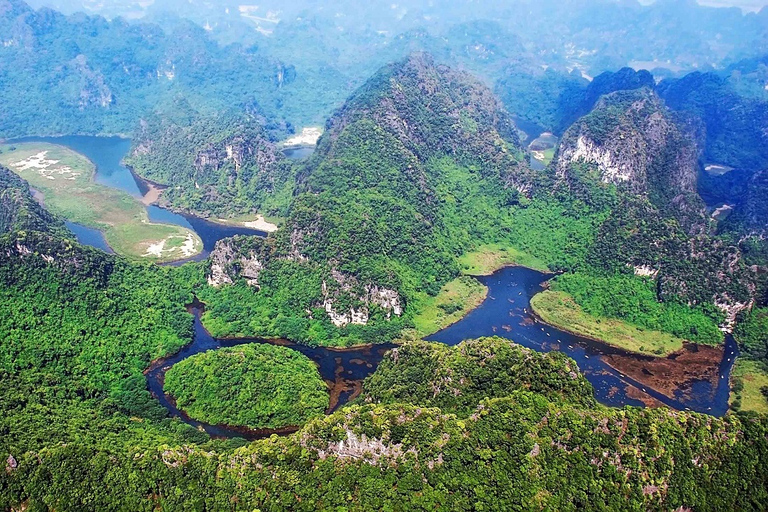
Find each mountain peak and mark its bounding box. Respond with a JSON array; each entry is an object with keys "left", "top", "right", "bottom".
[{"left": 311, "top": 52, "right": 528, "bottom": 193}]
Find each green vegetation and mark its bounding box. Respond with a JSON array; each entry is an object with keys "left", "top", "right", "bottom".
[
  {"left": 0, "top": 165, "right": 67, "bottom": 236},
  {"left": 5, "top": 326, "right": 768, "bottom": 511},
  {"left": 0, "top": 230, "right": 207, "bottom": 455},
  {"left": 731, "top": 359, "right": 768, "bottom": 414},
  {"left": 531, "top": 290, "right": 685, "bottom": 356},
  {"left": 552, "top": 273, "right": 724, "bottom": 345},
  {"left": 736, "top": 308, "right": 768, "bottom": 360},
  {"left": 0, "top": 143, "right": 202, "bottom": 262},
  {"left": 362, "top": 338, "right": 597, "bottom": 413},
  {"left": 457, "top": 244, "right": 549, "bottom": 275},
  {"left": 164, "top": 344, "right": 328, "bottom": 429},
  {"left": 125, "top": 111, "right": 297, "bottom": 218},
  {"left": 410, "top": 276, "right": 488, "bottom": 337}
]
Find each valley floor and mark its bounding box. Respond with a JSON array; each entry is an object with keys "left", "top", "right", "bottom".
[{"left": 0, "top": 142, "right": 202, "bottom": 263}]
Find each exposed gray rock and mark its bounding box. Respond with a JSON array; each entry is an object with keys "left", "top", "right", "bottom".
[
  {"left": 555, "top": 89, "right": 705, "bottom": 231},
  {"left": 322, "top": 270, "right": 403, "bottom": 328},
  {"left": 207, "top": 236, "right": 269, "bottom": 288}
]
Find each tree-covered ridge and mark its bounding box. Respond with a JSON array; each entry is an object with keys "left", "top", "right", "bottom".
[
  {"left": 193, "top": 54, "right": 537, "bottom": 343},
  {"left": 0, "top": 164, "right": 67, "bottom": 236},
  {"left": 658, "top": 71, "right": 768, "bottom": 173},
  {"left": 0, "top": 230, "right": 207, "bottom": 455},
  {"left": 361, "top": 338, "right": 597, "bottom": 414},
  {"left": 0, "top": 0, "right": 304, "bottom": 138},
  {"left": 312, "top": 53, "right": 528, "bottom": 185},
  {"left": 126, "top": 109, "right": 295, "bottom": 218},
  {"left": 164, "top": 344, "right": 329, "bottom": 429},
  {"left": 5, "top": 336, "right": 768, "bottom": 510}
]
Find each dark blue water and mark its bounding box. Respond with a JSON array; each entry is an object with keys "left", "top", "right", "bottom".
[
  {"left": 146, "top": 305, "right": 395, "bottom": 440},
  {"left": 427, "top": 266, "right": 737, "bottom": 416},
  {"left": 65, "top": 221, "right": 113, "bottom": 253},
  {"left": 12, "top": 136, "right": 267, "bottom": 260}
]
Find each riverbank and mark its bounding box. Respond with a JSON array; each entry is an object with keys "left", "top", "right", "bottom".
[
  {"left": 412, "top": 276, "right": 489, "bottom": 337},
  {"left": 730, "top": 359, "right": 768, "bottom": 414},
  {"left": 458, "top": 244, "right": 550, "bottom": 275},
  {"left": 530, "top": 290, "right": 685, "bottom": 357},
  {"left": 0, "top": 142, "right": 203, "bottom": 263}
]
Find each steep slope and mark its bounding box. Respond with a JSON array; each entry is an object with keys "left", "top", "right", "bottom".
[
  {"left": 554, "top": 88, "right": 706, "bottom": 231},
  {"left": 658, "top": 71, "right": 768, "bottom": 172},
  {"left": 557, "top": 67, "right": 657, "bottom": 134},
  {"left": 0, "top": 164, "right": 66, "bottom": 235},
  {"left": 283, "top": 52, "right": 531, "bottom": 294},
  {"left": 0, "top": 0, "right": 291, "bottom": 137},
  {"left": 126, "top": 110, "right": 293, "bottom": 218},
  {"left": 197, "top": 53, "right": 532, "bottom": 343}
]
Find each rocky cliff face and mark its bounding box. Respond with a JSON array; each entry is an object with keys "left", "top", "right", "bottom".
[
  {"left": 207, "top": 236, "right": 403, "bottom": 328},
  {"left": 555, "top": 89, "right": 705, "bottom": 231},
  {"left": 321, "top": 270, "right": 403, "bottom": 327},
  {"left": 206, "top": 236, "right": 271, "bottom": 288}
]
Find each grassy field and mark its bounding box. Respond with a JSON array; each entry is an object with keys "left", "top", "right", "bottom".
[
  {"left": 731, "top": 359, "right": 768, "bottom": 414},
  {"left": 0, "top": 142, "right": 202, "bottom": 262},
  {"left": 530, "top": 290, "right": 685, "bottom": 356},
  {"left": 458, "top": 244, "right": 550, "bottom": 275},
  {"left": 411, "top": 276, "right": 488, "bottom": 337}
]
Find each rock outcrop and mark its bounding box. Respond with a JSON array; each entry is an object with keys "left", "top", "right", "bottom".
[
  {"left": 555, "top": 88, "right": 706, "bottom": 231},
  {"left": 322, "top": 270, "right": 402, "bottom": 327},
  {"left": 206, "top": 236, "right": 271, "bottom": 288}
]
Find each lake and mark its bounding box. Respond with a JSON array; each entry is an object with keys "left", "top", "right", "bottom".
[{"left": 12, "top": 136, "right": 268, "bottom": 261}]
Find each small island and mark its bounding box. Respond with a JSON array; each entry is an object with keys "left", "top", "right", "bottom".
[{"left": 164, "top": 344, "right": 329, "bottom": 430}]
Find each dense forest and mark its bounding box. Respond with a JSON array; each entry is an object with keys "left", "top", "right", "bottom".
[
  {"left": 1, "top": 2, "right": 768, "bottom": 506},
  {"left": 125, "top": 109, "right": 295, "bottom": 218},
  {"left": 164, "top": 344, "right": 328, "bottom": 429},
  {"left": 165, "top": 54, "right": 761, "bottom": 356}
]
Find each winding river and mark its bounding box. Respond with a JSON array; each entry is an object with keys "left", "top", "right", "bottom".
[
  {"left": 11, "top": 136, "right": 738, "bottom": 437},
  {"left": 145, "top": 303, "right": 396, "bottom": 440},
  {"left": 11, "top": 135, "right": 270, "bottom": 262}
]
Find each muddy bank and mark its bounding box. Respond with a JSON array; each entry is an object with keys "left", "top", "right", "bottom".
[{"left": 604, "top": 343, "right": 726, "bottom": 405}]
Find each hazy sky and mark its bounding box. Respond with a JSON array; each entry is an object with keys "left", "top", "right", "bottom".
[{"left": 698, "top": 0, "right": 768, "bottom": 10}]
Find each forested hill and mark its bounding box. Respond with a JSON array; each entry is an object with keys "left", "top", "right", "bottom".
[
  {"left": 126, "top": 109, "right": 295, "bottom": 218},
  {"left": 0, "top": 164, "right": 67, "bottom": 235},
  {"left": 0, "top": 0, "right": 295, "bottom": 137},
  {"left": 310, "top": 52, "right": 527, "bottom": 184},
  {"left": 191, "top": 54, "right": 536, "bottom": 345},
  {"left": 281, "top": 53, "right": 531, "bottom": 295},
  {"left": 554, "top": 88, "right": 705, "bottom": 232}
]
